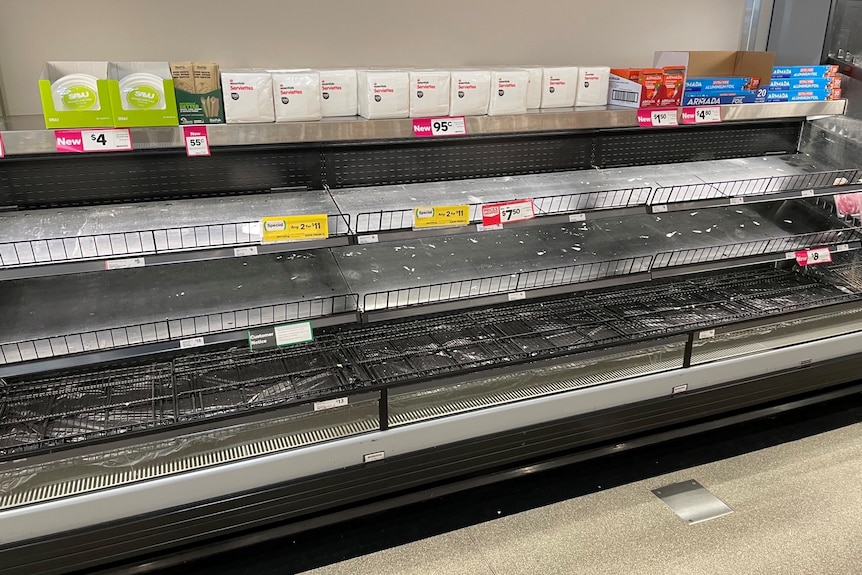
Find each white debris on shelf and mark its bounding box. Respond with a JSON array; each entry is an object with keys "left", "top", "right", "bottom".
[
  {"left": 469, "top": 238, "right": 478, "bottom": 244},
  {"left": 666, "top": 231, "right": 678, "bottom": 238}
]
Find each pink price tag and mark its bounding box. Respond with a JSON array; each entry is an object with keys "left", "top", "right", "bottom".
[
  {"left": 412, "top": 116, "right": 467, "bottom": 138},
  {"left": 183, "top": 126, "right": 210, "bottom": 157},
  {"left": 795, "top": 247, "right": 832, "bottom": 266},
  {"left": 0, "top": 133, "right": 4, "bottom": 158},
  {"left": 481, "top": 199, "right": 535, "bottom": 227},
  {"left": 55, "top": 129, "right": 133, "bottom": 153},
  {"left": 637, "top": 108, "right": 678, "bottom": 128},
  {"left": 681, "top": 106, "right": 722, "bottom": 124}
]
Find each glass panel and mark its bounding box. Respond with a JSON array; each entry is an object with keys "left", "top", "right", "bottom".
[
  {"left": 388, "top": 342, "right": 686, "bottom": 427},
  {"left": 0, "top": 396, "right": 379, "bottom": 511},
  {"left": 691, "top": 304, "right": 862, "bottom": 365}
]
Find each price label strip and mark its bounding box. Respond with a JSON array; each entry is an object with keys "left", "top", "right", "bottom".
[
  {"left": 261, "top": 214, "right": 329, "bottom": 243},
  {"left": 412, "top": 116, "right": 468, "bottom": 138},
  {"left": 413, "top": 205, "right": 470, "bottom": 229},
  {"left": 481, "top": 199, "right": 535, "bottom": 227},
  {"left": 795, "top": 247, "right": 832, "bottom": 266},
  {"left": 55, "top": 129, "right": 133, "bottom": 153},
  {"left": 681, "top": 106, "right": 722, "bottom": 124},
  {"left": 637, "top": 108, "right": 678, "bottom": 128},
  {"left": 183, "top": 125, "right": 210, "bottom": 157}
]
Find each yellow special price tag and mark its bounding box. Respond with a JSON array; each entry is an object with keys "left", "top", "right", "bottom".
[
  {"left": 412, "top": 205, "right": 470, "bottom": 229},
  {"left": 261, "top": 214, "right": 329, "bottom": 243}
]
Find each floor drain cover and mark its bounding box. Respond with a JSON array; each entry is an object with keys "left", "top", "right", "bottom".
[{"left": 652, "top": 479, "right": 733, "bottom": 524}]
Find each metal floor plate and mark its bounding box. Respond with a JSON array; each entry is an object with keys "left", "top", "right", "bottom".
[{"left": 653, "top": 479, "right": 733, "bottom": 524}]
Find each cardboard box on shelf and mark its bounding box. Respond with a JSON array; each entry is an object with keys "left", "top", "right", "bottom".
[
  {"left": 409, "top": 70, "right": 450, "bottom": 118},
  {"left": 685, "top": 77, "right": 761, "bottom": 92},
  {"left": 771, "top": 65, "right": 838, "bottom": 78},
  {"left": 768, "top": 77, "right": 841, "bottom": 91},
  {"left": 38, "top": 61, "right": 115, "bottom": 128},
  {"left": 539, "top": 66, "right": 578, "bottom": 109},
  {"left": 108, "top": 62, "right": 179, "bottom": 127},
  {"left": 319, "top": 69, "right": 358, "bottom": 117},
  {"left": 357, "top": 70, "right": 409, "bottom": 119},
  {"left": 681, "top": 91, "right": 762, "bottom": 106},
  {"left": 608, "top": 66, "right": 685, "bottom": 108},
  {"left": 524, "top": 67, "right": 543, "bottom": 109},
  {"left": 488, "top": 69, "right": 529, "bottom": 116},
  {"left": 764, "top": 88, "right": 842, "bottom": 102},
  {"left": 270, "top": 69, "right": 322, "bottom": 122},
  {"left": 171, "top": 61, "right": 225, "bottom": 125},
  {"left": 654, "top": 50, "right": 776, "bottom": 108},
  {"left": 221, "top": 69, "right": 275, "bottom": 123},
  {"left": 449, "top": 69, "right": 491, "bottom": 116},
  {"left": 575, "top": 67, "right": 610, "bottom": 106}
]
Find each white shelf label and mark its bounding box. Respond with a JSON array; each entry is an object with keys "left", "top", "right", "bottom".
[
  {"left": 183, "top": 126, "right": 210, "bottom": 157},
  {"left": 638, "top": 108, "right": 678, "bottom": 127},
  {"left": 274, "top": 321, "right": 313, "bottom": 346},
  {"left": 698, "top": 329, "right": 716, "bottom": 339},
  {"left": 672, "top": 384, "right": 689, "bottom": 395},
  {"left": 729, "top": 197, "right": 745, "bottom": 206},
  {"left": 233, "top": 246, "right": 258, "bottom": 257},
  {"left": 652, "top": 205, "right": 669, "bottom": 214},
  {"left": 313, "top": 397, "right": 348, "bottom": 411},
  {"left": 105, "top": 257, "right": 145, "bottom": 270},
  {"left": 180, "top": 336, "right": 205, "bottom": 349},
  {"left": 801, "top": 189, "right": 815, "bottom": 197},
  {"left": 837, "top": 243, "right": 850, "bottom": 253},
  {"left": 363, "top": 451, "right": 386, "bottom": 463},
  {"left": 569, "top": 213, "right": 587, "bottom": 222},
  {"left": 56, "top": 129, "right": 133, "bottom": 153},
  {"left": 477, "top": 223, "right": 503, "bottom": 232},
  {"left": 358, "top": 234, "right": 379, "bottom": 245},
  {"left": 508, "top": 291, "right": 527, "bottom": 302}
]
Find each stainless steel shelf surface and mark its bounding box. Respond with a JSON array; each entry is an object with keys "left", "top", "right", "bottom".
[
  {"left": 332, "top": 154, "right": 844, "bottom": 238},
  {"left": 334, "top": 202, "right": 846, "bottom": 313},
  {"left": 0, "top": 101, "right": 846, "bottom": 155},
  {"left": 0, "top": 252, "right": 354, "bottom": 366},
  {"left": 0, "top": 191, "right": 348, "bottom": 277}
]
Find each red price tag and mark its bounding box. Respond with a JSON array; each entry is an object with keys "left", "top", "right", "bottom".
[
  {"left": 795, "top": 247, "right": 832, "bottom": 266},
  {"left": 481, "top": 199, "right": 535, "bottom": 226},
  {"left": 681, "top": 106, "right": 722, "bottom": 124},
  {"left": 55, "top": 129, "right": 133, "bottom": 153},
  {"left": 412, "top": 116, "right": 467, "bottom": 137},
  {"left": 0, "top": 133, "right": 4, "bottom": 158},
  {"left": 637, "top": 108, "right": 678, "bottom": 127},
  {"left": 183, "top": 126, "right": 210, "bottom": 157}
]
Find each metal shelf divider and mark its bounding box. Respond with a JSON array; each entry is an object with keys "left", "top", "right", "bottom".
[
  {"left": 352, "top": 186, "right": 651, "bottom": 243},
  {"left": 648, "top": 169, "right": 862, "bottom": 212},
  {"left": 0, "top": 214, "right": 351, "bottom": 280}
]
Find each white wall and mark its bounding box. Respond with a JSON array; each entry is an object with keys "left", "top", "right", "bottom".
[{"left": 0, "top": 0, "right": 748, "bottom": 116}]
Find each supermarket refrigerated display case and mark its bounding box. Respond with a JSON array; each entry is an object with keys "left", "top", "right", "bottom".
[{"left": 3, "top": 101, "right": 862, "bottom": 574}]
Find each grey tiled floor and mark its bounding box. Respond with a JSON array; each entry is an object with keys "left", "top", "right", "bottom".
[{"left": 300, "top": 419, "right": 862, "bottom": 575}]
